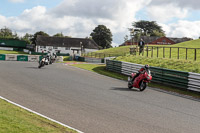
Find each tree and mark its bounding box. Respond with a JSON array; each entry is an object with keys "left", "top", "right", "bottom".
[
  {"left": 0, "top": 27, "right": 18, "bottom": 39},
  {"left": 128, "top": 28, "right": 142, "bottom": 43},
  {"left": 132, "top": 20, "right": 165, "bottom": 37},
  {"left": 90, "top": 25, "right": 113, "bottom": 49},
  {"left": 124, "top": 35, "right": 129, "bottom": 42},
  {"left": 31, "top": 31, "right": 49, "bottom": 44},
  {"left": 21, "top": 33, "right": 33, "bottom": 44},
  {"left": 53, "top": 32, "right": 64, "bottom": 37}
]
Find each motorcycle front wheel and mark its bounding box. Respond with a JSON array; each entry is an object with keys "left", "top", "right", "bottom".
[
  {"left": 128, "top": 76, "right": 133, "bottom": 89},
  {"left": 139, "top": 81, "right": 147, "bottom": 91}
]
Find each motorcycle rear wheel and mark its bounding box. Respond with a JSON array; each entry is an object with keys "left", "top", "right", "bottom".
[{"left": 139, "top": 81, "right": 147, "bottom": 91}]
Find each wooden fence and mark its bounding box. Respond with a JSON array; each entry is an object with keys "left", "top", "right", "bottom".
[{"left": 138, "top": 46, "right": 200, "bottom": 61}]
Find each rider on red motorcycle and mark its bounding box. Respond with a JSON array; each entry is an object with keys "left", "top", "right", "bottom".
[{"left": 131, "top": 64, "right": 149, "bottom": 82}]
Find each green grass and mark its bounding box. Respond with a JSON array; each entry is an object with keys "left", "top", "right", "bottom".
[
  {"left": 169, "top": 39, "right": 200, "bottom": 48},
  {"left": 85, "top": 39, "right": 200, "bottom": 60},
  {"left": 83, "top": 39, "right": 200, "bottom": 73},
  {"left": 115, "top": 55, "right": 200, "bottom": 73},
  {"left": 0, "top": 50, "right": 27, "bottom": 54},
  {"left": 72, "top": 64, "right": 126, "bottom": 80},
  {"left": 83, "top": 46, "right": 129, "bottom": 58},
  {"left": 0, "top": 99, "right": 77, "bottom": 133},
  {"left": 139, "top": 39, "right": 200, "bottom": 61},
  {"left": 139, "top": 46, "right": 200, "bottom": 61},
  {"left": 71, "top": 63, "right": 200, "bottom": 99}
]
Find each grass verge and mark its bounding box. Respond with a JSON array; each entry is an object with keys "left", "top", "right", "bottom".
[
  {"left": 72, "top": 64, "right": 126, "bottom": 80},
  {"left": 0, "top": 50, "right": 27, "bottom": 54},
  {"left": 115, "top": 55, "right": 200, "bottom": 73},
  {"left": 0, "top": 98, "right": 77, "bottom": 133},
  {"left": 71, "top": 63, "right": 200, "bottom": 99}
]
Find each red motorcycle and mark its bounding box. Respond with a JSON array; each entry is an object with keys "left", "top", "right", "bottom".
[{"left": 128, "top": 69, "right": 152, "bottom": 91}]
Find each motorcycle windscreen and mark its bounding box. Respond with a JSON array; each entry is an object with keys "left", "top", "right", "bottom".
[{"left": 128, "top": 77, "right": 131, "bottom": 81}]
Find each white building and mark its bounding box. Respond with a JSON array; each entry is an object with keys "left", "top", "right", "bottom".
[{"left": 35, "top": 35, "right": 99, "bottom": 56}]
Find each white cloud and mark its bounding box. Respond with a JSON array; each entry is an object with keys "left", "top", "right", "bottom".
[
  {"left": 149, "top": 0, "right": 200, "bottom": 10},
  {"left": 146, "top": 3, "right": 188, "bottom": 23},
  {"left": 162, "top": 20, "right": 200, "bottom": 39},
  {"left": 168, "top": 20, "right": 200, "bottom": 39},
  {"left": 51, "top": 0, "right": 151, "bottom": 33},
  {"left": 1, "top": 0, "right": 152, "bottom": 46},
  {"left": 1, "top": 0, "right": 200, "bottom": 47},
  {"left": 8, "top": 0, "right": 24, "bottom": 3}
]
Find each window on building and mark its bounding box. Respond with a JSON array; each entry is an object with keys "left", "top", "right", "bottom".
[
  {"left": 40, "top": 46, "right": 46, "bottom": 48},
  {"left": 65, "top": 47, "right": 70, "bottom": 50},
  {"left": 53, "top": 46, "right": 58, "bottom": 49}
]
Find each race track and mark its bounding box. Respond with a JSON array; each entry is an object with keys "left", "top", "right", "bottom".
[{"left": 0, "top": 61, "right": 200, "bottom": 133}]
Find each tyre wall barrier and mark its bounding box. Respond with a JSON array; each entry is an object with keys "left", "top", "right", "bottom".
[
  {"left": 84, "top": 57, "right": 104, "bottom": 63},
  {"left": 1, "top": 54, "right": 40, "bottom": 62},
  {"left": 0, "top": 54, "right": 6, "bottom": 60},
  {"left": 6, "top": 54, "right": 17, "bottom": 61},
  {"left": 17, "top": 55, "right": 28, "bottom": 61},
  {"left": 106, "top": 59, "right": 200, "bottom": 92},
  {"left": 28, "top": 55, "right": 40, "bottom": 62}
]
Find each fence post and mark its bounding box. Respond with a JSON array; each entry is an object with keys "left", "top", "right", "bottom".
[
  {"left": 147, "top": 46, "right": 148, "bottom": 57},
  {"left": 151, "top": 47, "right": 153, "bottom": 57},
  {"left": 170, "top": 47, "right": 171, "bottom": 58},
  {"left": 157, "top": 47, "right": 159, "bottom": 58},
  {"left": 186, "top": 48, "right": 187, "bottom": 60},
  {"left": 163, "top": 47, "right": 165, "bottom": 58},
  {"left": 142, "top": 49, "right": 144, "bottom": 56},
  {"left": 194, "top": 48, "right": 197, "bottom": 61},
  {"left": 178, "top": 48, "right": 179, "bottom": 59}
]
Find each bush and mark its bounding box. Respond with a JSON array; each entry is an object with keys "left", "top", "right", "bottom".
[{"left": 63, "top": 56, "right": 72, "bottom": 61}]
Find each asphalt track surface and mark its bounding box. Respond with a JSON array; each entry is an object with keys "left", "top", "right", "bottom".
[{"left": 0, "top": 61, "right": 200, "bottom": 133}]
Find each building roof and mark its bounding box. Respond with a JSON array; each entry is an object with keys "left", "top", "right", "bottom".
[
  {"left": 168, "top": 37, "right": 193, "bottom": 43},
  {"left": 120, "top": 36, "right": 193, "bottom": 46},
  {"left": 140, "top": 36, "right": 160, "bottom": 44},
  {"left": 36, "top": 35, "right": 99, "bottom": 49},
  {"left": 120, "top": 36, "right": 160, "bottom": 46}
]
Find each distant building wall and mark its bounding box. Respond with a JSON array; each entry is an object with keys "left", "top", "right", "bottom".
[
  {"left": 36, "top": 45, "right": 98, "bottom": 55},
  {"left": 151, "top": 37, "right": 175, "bottom": 45}
]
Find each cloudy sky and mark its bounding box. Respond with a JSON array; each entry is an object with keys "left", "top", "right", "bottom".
[{"left": 1, "top": 0, "right": 200, "bottom": 46}]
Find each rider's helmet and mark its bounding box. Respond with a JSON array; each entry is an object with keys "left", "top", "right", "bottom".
[{"left": 144, "top": 64, "right": 149, "bottom": 69}]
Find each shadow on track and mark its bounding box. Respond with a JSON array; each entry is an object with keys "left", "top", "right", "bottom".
[
  {"left": 110, "top": 87, "right": 139, "bottom": 92},
  {"left": 25, "top": 67, "right": 43, "bottom": 69}
]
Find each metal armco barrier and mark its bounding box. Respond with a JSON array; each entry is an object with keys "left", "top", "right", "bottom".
[
  {"left": 6, "top": 54, "right": 17, "bottom": 61},
  {"left": 106, "top": 60, "right": 200, "bottom": 92},
  {"left": 0, "top": 54, "right": 6, "bottom": 60},
  {"left": 106, "top": 60, "right": 122, "bottom": 72},
  {"left": 122, "top": 62, "right": 143, "bottom": 75},
  {"left": 150, "top": 67, "right": 189, "bottom": 89},
  {"left": 188, "top": 72, "right": 200, "bottom": 92}
]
